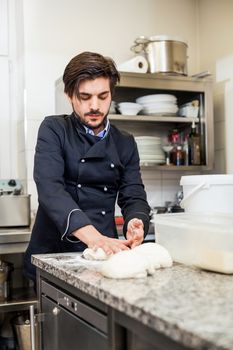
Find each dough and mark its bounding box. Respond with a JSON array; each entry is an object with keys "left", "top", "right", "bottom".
[
  {"left": 100, "top": 250, "right": 148, "bottom": 279},
  {"left": 100, "top": 243, "right": 173, "bottom": 279},
  {"left": 133, "top": 242, "right": 173, "bottom": 273},
  {"left": 82, "top": 247, "right": 109, "bottom": 261}
]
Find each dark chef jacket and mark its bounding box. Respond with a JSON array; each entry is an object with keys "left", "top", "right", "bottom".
[{"left": 24, "top": 113, "right": 151, "bottom": 281}]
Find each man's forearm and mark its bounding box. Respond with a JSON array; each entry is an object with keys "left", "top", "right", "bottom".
[{"left": 72, "top": 225, "right": 102, "bottom": 246}]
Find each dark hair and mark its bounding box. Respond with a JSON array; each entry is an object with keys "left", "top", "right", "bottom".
[{"left": 63, "top": 51, "right": 120, "bottom": 98}]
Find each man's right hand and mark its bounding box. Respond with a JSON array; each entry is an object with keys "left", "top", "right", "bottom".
[{"left": 72, "top": 225, "right": 132, "bottom": 255}]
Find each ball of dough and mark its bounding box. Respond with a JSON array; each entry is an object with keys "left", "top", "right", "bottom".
[
  {"left": 82, "top": 247, "right": 109, "bottom": 261},
  {"left": 100, "top": 250, "right": 148, "bottom": 279},
  {"left": 133, "top": 242, "right": 173, "bottom": 273}
]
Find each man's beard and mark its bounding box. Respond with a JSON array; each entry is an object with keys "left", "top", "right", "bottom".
[
  {"left": 85, "top": 114, "right": 108, "bottom": 131},
  {"left": 72, "top": 105, "right": 110, "bottom": 131}
]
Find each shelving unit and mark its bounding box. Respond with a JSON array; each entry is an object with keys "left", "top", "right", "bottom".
[
  {"left": 0, "top": 287, "right": 37, "bottom": 312},
  {"left": 0, "top": 226, "right": 38, "bottom": 336},
  {"left": 109, "top": 114, "right": 198, "bottom": 123},
  {"left": 111, "top": 72, "right": 214, "bottom": 171}
]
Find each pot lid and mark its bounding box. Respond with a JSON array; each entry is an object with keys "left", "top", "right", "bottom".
[{"left": 149, "top": 35, "right": 188, "bottom": 45}]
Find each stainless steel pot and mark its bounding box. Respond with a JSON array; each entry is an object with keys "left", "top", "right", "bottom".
[{"left": 131, "top": 35, "right": 188, "bottom": 75}]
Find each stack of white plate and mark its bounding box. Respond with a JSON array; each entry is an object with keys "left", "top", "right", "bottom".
[
  {"left": 136, "top": 94, "right": 178, "bottom": 115},
  {"left": 135, "top": 136, "right": 165, "bottom": 164}
]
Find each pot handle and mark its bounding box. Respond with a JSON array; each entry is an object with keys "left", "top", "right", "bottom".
[
  {"left": 180, "top": 182, "right": 206, "bottom": 209},
  {"left": 134, "top": 36, "right": 149, "bottom": 45},
  {"left": 131, "top": 36, "right": 150, "bottom": 53},
  {"left": 130, "top": 43, "right": 144, "bottom": 54}
]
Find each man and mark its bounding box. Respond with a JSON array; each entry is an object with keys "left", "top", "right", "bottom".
[{"left": 24, "top": 51, "right": 151, "bottom": 282}]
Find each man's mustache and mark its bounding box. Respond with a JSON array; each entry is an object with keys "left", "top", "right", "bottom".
[{"left": 84, "top": 110, "right": 104, "bottom": 116}]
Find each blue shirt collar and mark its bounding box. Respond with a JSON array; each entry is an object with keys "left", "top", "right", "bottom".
[{"left": 83, "top": 118, "right": 110, "bottom": 139}]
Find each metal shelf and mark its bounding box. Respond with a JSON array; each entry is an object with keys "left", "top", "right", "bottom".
[
  {"left": 109, "top": 114, "right": 198, "bottom": 123},
  {"left": 140, "top": 164, "right": 208, "bottom": 171},
  {"left": 0, "top": 287, "right": 38, "bottom": 312}
]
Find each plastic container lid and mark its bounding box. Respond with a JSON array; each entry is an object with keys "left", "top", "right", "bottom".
[{"left": 180, "top": 174, "right": 233, "bottom": 186}]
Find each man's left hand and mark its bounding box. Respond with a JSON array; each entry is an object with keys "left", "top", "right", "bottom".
[{"left": 126, "top": 218, "right": 144, "bottom": 248}]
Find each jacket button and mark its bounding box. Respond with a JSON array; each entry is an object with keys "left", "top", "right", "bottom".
[
  {"left": 110, "top": 163, "right": 115, "bottom": 168},
  {"left": 104, "top": 186, "right": 108, "bottom": 191},
  {"left": 81, "top": 159, "right": 85, "bottom": 163},
  {"left": 77, "top": 184, "right": 82, "bottom": 188},
  {"left": 101, "top": 211, "right": 106, "bottom": 215}
]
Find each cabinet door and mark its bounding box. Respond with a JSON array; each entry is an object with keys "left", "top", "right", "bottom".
[
  {"left": 41, "top": 296, "right": 108, "bottom": 350},
  {"left": 127, "top": 330, "right": 187, "bottom": 350}
]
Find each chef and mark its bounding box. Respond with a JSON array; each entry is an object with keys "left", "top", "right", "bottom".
[{"left": 24, "top": 51, "right": 151, "bottom": 282}]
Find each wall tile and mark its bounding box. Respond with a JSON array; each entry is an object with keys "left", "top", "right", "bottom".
[
  {"left": 214, "top": 149, "right": 226, "bottom": 174},
  {"left": 17, "top": 119, "right": 25, "bottom": 152},
  {"left": 18, "top": 150, "right": 27, "bottom": 180},
  {"left": 26, "top": 150, "right": 35, "bottom": 180},
  {"left": 214, "top": 120, "right": 225, "bottom": 151},
  {"left": 25, "top": 119, "right": 41, "bottom": 151},
  {"left": 161, "top": 179, "right": 181, "bottom": 205},
  {"left": 144, "top": 179, "right": 162, "bottom": 208},
  {"left": 27, "top": 179, "right": 38, "bottom": 212},
  {"left": 214, "top": 85, "right": 225, "bottom": 123}
]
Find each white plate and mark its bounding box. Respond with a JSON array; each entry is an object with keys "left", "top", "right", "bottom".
[
  {"left": 136, "top": 94, "right": 177, "bottom": 104},
  {"left": 143, "top": 112, "right": 178, "bottom": 116},
  {"left": 139, "top": 100, "right": 177, "bottom": 106},
  {"left": 142, "top": 106, "right": 178, "bottom": 114}
]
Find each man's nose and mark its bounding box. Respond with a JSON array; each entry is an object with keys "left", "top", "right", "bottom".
[{"left": 90, "top": 97, "right": 99, "bottom": 110}]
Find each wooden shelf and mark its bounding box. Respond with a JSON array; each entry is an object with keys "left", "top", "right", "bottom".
[{"left": 109, "top": 114, "right": 198, "bottom": 123}]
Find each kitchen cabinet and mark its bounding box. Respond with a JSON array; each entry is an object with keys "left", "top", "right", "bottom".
[
  {"left": 110, "top": 72, "right": 214, "bottom": 171},
  {"left": 39, "top": 278, "right": 108, "bottom": 350},
  {"left": 37, "top": 271, "right": 185, "bottom": 350},
  {"left": 114, "top": 311, "right": 187, "bottom": 350}
]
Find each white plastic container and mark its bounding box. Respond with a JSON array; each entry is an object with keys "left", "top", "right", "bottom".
[
  {"left": 180, "top": 175, "right": 233, "bottom": 213},
  {"left": 154, "top": 213, "right": 233, "bottom": 274}
]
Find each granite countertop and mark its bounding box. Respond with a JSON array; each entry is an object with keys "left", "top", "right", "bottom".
[{"left": 32, "top": 252, "right": 233, "bottom": 350}]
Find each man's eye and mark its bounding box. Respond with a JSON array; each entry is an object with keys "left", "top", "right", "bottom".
[
  {"left": 80, "top": 95, "right": 90, "bottom": 101},
  {"left": 99, "top": 94, "right": 108, "bottom": 100}
]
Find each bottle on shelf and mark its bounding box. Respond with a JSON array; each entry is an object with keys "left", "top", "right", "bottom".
[
  {"left": 169, "top": 129, "right": 179, "bottom": 165},
  {"left": 176, "top": 145, "right": 184, "bottom": 166},
  {"left": 188, "top": 121, "right": 201, "bottom": 165},
  {"left": 183, "top": 135, "right": 189, "bottom": 166}
]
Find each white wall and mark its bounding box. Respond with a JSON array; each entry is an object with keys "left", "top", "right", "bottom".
[
  {"left": 197, "top": 0, "right": 233, "bottom": 174},
  {"left": 0, "top": 0, "right": 26, "bottom": 183},
  {"left": 21, "top": 0, "right": 199, "bottom": 211}
]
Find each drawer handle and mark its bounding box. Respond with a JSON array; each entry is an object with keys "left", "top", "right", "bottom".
[{"left": 52, "top": 307, "right": 60, "bottom": 316}]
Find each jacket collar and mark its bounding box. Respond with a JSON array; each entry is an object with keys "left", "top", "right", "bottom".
[{"left": 70, "top": 112, "right": 107, "bottom": 159}]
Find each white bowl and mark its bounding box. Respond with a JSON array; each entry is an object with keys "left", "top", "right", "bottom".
[{"left": 118, "top": 102, "right": 143, "bottom": 116}]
